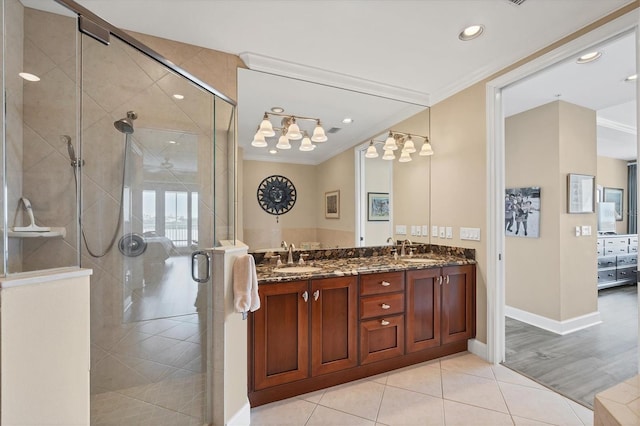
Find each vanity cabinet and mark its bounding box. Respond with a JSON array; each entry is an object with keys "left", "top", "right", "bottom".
[
  {"left": 252, "top": 276, "right": 357, "bottom": 390},
  {"left": 406, "top": 264, "right": 476, "bottom": 352}
]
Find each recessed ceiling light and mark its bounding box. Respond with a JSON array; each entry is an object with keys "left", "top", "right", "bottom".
[
  {"left": 269, "top": 149, "right": 277, "bottom": 154},
  {"left": 173, "top": 94, "right": 184, "bottom": 100},
  {"left": 19, "top": 72, "right": 40, "bottom": 82},
  {"left": 576, "top": 51, "right": 602, "bottom": 64},
  {"left": 458, "top": 25, "right": 484, "bottom": 41},
  {"left": 625, "top": 74, "right": 637, "bottom": 82},
  {"left": 271, "top": 107, "right": 284, "bottom": 113},
  {"left": 342, "top": 117, "right": 353, "bottom": 124},
  {"left": 168, "top": 140, "right": 177, "bottom": 144}
]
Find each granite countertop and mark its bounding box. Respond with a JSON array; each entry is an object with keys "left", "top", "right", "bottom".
[{"left": 255, "top": 253, "right": 475, "bottom": 284}]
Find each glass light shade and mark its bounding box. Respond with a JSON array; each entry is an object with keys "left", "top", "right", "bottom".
[
  {"left": 383, "top": 133, "right": 398, "bottom": 151},
  {"left": 276, "top": 135, "right": 291, "bottom": 149},
  {"left": 399, "top": 151, "right": 412, "bottom": 162},
  {"left": 299, "top": 136, "right": 315, "bottom": 151},
  {"left": 403, "top": 137, "right": 416, "bottom": 153},
  {"left": 259, "top": 118, "right": 275, "bottom": 137},
  {"left": 419, "top": 139, "right": 434, "bottom": 156},
  {"left": 382, "top": 149, "right": 395, "bottom": 161},
  {"left": 251, "top": 131, "right": 268, "bottom": 147},
  {"left": 286, "top": 120, "right": 302, "bottom": 140},
  {"left": 365, "top": 143, "right": 379, "bottom": 158},
  {"left": 311, "top": 124, "right": 328, "bottom": 142}
]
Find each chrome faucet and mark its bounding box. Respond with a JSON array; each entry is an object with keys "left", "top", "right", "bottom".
[
  {"left": 400, "top": 239, "right": 412, "bottom": 257},
  {"left": 386, "top": 237, "right": 395, "bottom": 245},
  {"left": 287, "top": 243, "right": 296, "bottom": 265}
]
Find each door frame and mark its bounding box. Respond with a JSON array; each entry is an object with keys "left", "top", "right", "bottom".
[{"left": 485, "top": 10, "right": 640, "bottom": 364}]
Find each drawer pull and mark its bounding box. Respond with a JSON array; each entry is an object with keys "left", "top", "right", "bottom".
[
  {"left": 621, "top": 272, "right": 627, "bottom": 276},
  {"left": 381, "top": 281, "right": 391, "bottom": 287},
  {"left": 381, "top": 303, "right": 391, "bottom": 310},
  {"left": 438, "top": 276, "right": 443, "bottom": 285},
  {"left": 446, "top": 275, "right": 450, "bottom": 284},
  {"left": 380, "top": 319, "right": 390, "bottom": 326},
  {"left": 313, "top": 290, "right": 319, "bottom": 301},
  {"left": 302, "top": 291, "right": 308, "bottom": 302}
]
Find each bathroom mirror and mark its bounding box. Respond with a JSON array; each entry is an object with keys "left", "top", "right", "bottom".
[{"left": 238, "top": 69, "right": 429, "bottom": 250}]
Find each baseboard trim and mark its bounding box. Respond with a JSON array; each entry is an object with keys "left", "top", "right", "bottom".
[
  {"left": 226, "top": 401, "right": 251, "bottom": 426},
  {"left": 505, "top": 305, "right": 602, "bottom": 335},
  {"left": 467, "top": 339, "right": 488, "bottom": 360}
]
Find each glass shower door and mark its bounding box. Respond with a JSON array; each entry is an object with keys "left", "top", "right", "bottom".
[{"left": 81, "top": 33, "right": 219, "bottom": 425}]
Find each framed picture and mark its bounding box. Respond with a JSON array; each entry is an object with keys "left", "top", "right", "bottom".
[
  {"left": 567, "top": 174, "right": 594, "bottom": 214},
  {"left": 505, "top": 187, "right": 540, "bottom": 238},
  {"left": 325, "top": 190, "right": 340, "bottom": 219},
  {"left": 367, "top": 192, "right": 390, "bottom": 221},
  {"left": 603, "top": 187, "right": 624, "bottom": 221}
]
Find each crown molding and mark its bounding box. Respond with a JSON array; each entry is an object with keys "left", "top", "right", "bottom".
[
  {"left": 239, "top": 52, "right": 430, "bottom": 107},
  {"left": 597, "top": 116, "right": 637, "bottom": 134}
]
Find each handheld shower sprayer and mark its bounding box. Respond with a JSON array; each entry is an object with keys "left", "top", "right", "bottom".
[{"left": 62, "top": 135, "right": 84, "bottom": 167}]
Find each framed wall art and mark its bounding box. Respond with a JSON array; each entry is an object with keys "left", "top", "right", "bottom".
[
  {"left": 325, "top": 190, "right": 340, "bottom": 219},
  {"left": 567, "top": 173, "right": 594, "bottom": 214},
  {"left": 603, "top": 187, "right": 624, "bottom": 221},
  {"left": 367, "top": 192, "right": 390, "bottom": 221}
]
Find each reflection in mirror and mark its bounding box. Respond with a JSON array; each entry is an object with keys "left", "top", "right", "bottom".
[{"left": 238, "top": 69, "right": 428, "bottom": 251}]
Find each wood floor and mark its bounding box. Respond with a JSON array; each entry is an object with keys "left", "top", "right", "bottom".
[{"left": 504, "top": 284, "right": 638, "bottom": 409}]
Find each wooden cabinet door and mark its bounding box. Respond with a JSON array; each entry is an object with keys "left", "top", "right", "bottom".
[
  {"left": 441, "top": 265, "right": 476, "bottom": 345},
  {"left": 311, "top": 276, "right": 358, "bottom": 376},
  {"left": 406, "top": 268, "right": 441, "bottom": 353},
  {"left": 253, "top": 280, "right": 309, "bottom": 390}
]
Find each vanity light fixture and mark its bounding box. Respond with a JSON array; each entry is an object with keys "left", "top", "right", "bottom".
[
  {"left": 367, "top": 130, "right": 433, "bottom": 163},
  {"left": 251, "top": 111, "right": 328, "bottom": 152},
  {"left": 576, "top": 51, "right": 602, "bottom": 64},
  {"left": 19, "top": 72, "right": 40, "bottom": 82},
  {"left": 625, "top": 74, "right": 637, "bottom": 82},
  {"left": 458, "top": 24, "right": 484, "bottom": 41}
]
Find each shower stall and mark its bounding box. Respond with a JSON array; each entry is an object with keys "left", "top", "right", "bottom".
[{"left": 1, "top": 0, "right": 237, "bottom": 424}]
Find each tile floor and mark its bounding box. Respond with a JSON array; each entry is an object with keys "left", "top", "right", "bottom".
[{"left": 250, "top": 352, "right": 594, "bottom": 426}]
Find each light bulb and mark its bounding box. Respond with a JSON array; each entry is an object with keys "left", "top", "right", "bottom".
[
  {"left": 311, "top": 122, "right": 328, "bottom": 142},
  {"left": 251, "top": 131, "right": 268, "bottom": 148},
  {"left": 419, "top": 138, "right": 434, "bottom": 156},
  {"left": 299, "top": 135, "right": 315, "bottom": 151},
  {"left": 383, "top": 132, "right": 398, "bottom": 151},
  {"left": 399, "top": 150, "right": 412, "bottom": 162},
  {"left": 276, "top": 134, "right": 291, "bottom": 149},
  {"left": 365, "top": 142, "right": 378, "bottom": 158},
  {"left": 286, "top": 118, "right": 302, "bottom": 140},
  {"left": 382, "top": 149, "right": 395, "bottom": 161},
  {"left": 403, "top": 136, "right": 416, "bottom": 153},
  {"left": 259, "top": 114, "right": 275, "bottom": 137}
]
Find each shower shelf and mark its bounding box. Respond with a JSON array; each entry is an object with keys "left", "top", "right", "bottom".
[{"left": 8, "top": 227, "right": 66, "bottom": 238}]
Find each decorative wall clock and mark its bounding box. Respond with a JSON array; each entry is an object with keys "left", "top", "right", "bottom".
[{"left": 257, "top": 175, "right": 297, "bottom": 222}]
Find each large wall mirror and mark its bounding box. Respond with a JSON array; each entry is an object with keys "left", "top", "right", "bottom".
[{"left": 237, "top": 68, "right": 430, "bottom": 251}]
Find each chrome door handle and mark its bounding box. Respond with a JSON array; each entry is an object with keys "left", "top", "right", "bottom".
[
  {"left": 380, "top": 319, "right": 390, "bottom": 326},
  {"left": 438, "top": 276, "right": 443, "bottom": 285},
  {"left": 381, "top": 303, "right": 391, "bottom": 310},
  {"left": 191, "top": 250, "right": 210, "bottom": 283},
  {"left": 313, "top": 290, "right": 319, "bottom": 301},
  {"left": 446, "top": 275, "right": 450, "bottom": 284},
  {"left": 302, "top": 291, "right": 309, "bottom": 302},
  {"left": 381, "top": 281, "right": 391, "bottom": 287}
]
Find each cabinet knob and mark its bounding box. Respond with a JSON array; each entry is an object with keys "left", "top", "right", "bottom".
[
  {"left": 302, "top": 291, "right": 308, "bottom": 302},
  {"left": 381, "top": 303, "right": 391, "bottom": 310},
  {"left": 380, "top": 319, "right": 390, "bottom": 326},
  {"left": 313, "top": 290, "right": 319, "bottom": 301},
  {"left": 381, "top": 281, "right": 391, "bottom": 287}
]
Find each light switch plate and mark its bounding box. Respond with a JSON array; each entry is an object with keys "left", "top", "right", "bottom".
[
  {"left": 432, "top": 225, "right": 438, "bottom": 238},
  {"left": 415, "top": 226, "right": 421, "bottom": 237},
  {"left": 439, "top": 226, "right": 445, "bottom": 238},
  {"left": 581, "top": 225, "right": 591, "bottom": 236},
  {"left": 460, "top": 227, "right": 481, "bottom": 241},
  {"left": 396, "top": 225, "right": 407, "bottom": 235},
  {"left": 445, "top": 226, "right": 453, "bottom": 239},
  {"left": 422, "top": 225, "right": 428, "bottom": 237},
  {"left": 410, "top": 225, "right": 416, "bottom": 236},
  {"left": 575, "top": 226, "right": 581, "bottom": 236}
]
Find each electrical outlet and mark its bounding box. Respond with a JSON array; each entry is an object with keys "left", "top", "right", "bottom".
[
  {"left": 422, "top": 225, "right": 428, "bottom": 237},
  {"left": 439, "top": 227, "right": 445, "bottom": 238},
  {"left": 432, "top": 225, "right": 438, "bottom": 238},
  {"left": 445, "top": 227, "right": 453, "bottom": 239}
]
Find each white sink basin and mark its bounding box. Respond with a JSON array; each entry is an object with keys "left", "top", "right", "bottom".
[
  {"left": 274, "top": 266, "right": 322, "bottom": 274},
  {"left": 400, "top": 258, "right": 440, "bottom": 264}
]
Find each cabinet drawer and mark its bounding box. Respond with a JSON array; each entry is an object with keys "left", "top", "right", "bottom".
[
  {"left": 360, "top": 293, "right": 404, "bottom": 319},
  {"left": 359, "top": 314, "right": 404, "bottom": 365},
  {"left": 604, "top": 237, "right": 628, "bottom": 247},
  {"left": 616, "top": 267, "right": 637, "bottom": 282},
  {"left": 597, "top": 256, "right": 617, "bottom": 268},
  {"left": 630, "top": 236, "right": 638, "bottom": 246},
  {"left": 630, "top": 245, "right": 638, "bottom": 253},
  {"left": 597, "top": 268, "right": 617, "bottom": 283},
  {"left": 617, "top": 254, "right": 637, "bottom": 267},
  {"left": 360, "top": 271, "right": 404, "bottom": 296},
  {"left": 604, "top": 246, "right": 629, "bottom": 255}
]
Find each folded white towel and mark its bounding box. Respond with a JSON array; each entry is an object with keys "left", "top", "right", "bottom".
[{"left": 233, "top": 254, "right": 260, "bottom": 314}]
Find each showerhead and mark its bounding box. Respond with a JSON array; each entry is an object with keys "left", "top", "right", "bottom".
[{"left": 114, "top": 111, "right": 137, "bottom": 134}]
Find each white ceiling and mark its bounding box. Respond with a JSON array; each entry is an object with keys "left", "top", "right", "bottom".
[{"left": 35, "top": 0, "right": 638, "bottom": 162}]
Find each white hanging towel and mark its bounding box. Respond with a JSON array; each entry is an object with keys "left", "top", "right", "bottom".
[{"left": 233, "top": 254, "right": 260, "bottom": 315}]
